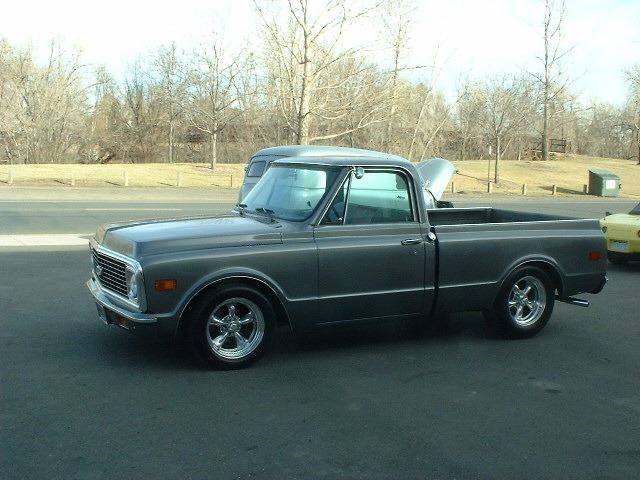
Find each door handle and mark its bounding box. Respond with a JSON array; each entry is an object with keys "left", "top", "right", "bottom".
[{"left": 401, "top": 238, "right": 423, "bottom": 245}]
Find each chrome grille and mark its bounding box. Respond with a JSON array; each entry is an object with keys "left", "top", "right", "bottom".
[{"left": 91, "top": 247, "right": 128, "bottom": 297}]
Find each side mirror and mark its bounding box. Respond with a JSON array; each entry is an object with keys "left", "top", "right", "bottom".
[
  {"left": 605, "top": 211, "right": 612, "bottom": 217},
  {"left": 354, "top": 167, "right": 365, "bottom": 179}
]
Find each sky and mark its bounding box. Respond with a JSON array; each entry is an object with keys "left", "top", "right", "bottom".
[{"left": 1, "top": 0, "right": 638, "bottom": 105}]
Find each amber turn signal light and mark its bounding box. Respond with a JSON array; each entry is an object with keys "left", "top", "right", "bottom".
[
  {"left": 154, "top": 279, "right": 177, "bottom": 291},
  {"left": 588, "top": 251, "right": 603, "bottom": 261}
]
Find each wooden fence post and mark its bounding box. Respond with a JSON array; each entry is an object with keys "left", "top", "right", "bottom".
[
  {"left": 522, "top": 183, "right": 527, "bottom": 196},
  {"left": 8, "top": 169, "right": 13, "bottom": 185},
  {"left": 230, "top": 175, "right": 234, "bottom": 188},
  {"left": 71, "top": 172, "right": 76, "bottom": 187},
  {"left": 451, "top": 182, "right": 456, "bottom": 194},
  {"left": 487, "top": 182, "right": 493, "bottom": 194},
  {"left": 583, "top": 184, "right": 588, "bottom": 194},
  {"left": 552, "top": 184, "right": 557, "bottom": 196},
  {"left": 176, "top": 172, "right": 182, "bottom": 187},
  {"left": 123, "top": 171, "right": 129, "bottom": 187}
]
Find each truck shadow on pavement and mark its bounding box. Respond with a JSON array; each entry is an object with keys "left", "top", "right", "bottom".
[{"left": 93, "top": 312, "right": 495, "bottom": 371}]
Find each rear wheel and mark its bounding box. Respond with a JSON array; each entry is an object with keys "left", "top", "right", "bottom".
[
  {"left": 186, "top": 285, "right": 274, "bottom": 368},
  {"left": 484, "top": 266, "right": 555, "bottom": 338},
  {"left": 607, "top": 252, "right": 628, "bottom": 265}
]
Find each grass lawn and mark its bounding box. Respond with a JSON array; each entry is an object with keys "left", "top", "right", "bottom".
[
  {"left": 0, "top": 163, "right": 246, "bottom": 188},
  {"left": 0, "top": 155, "right": 638, "bottom": 198},
  {"left": 451, "top": 155, "right": 640, "bottom": 197}
]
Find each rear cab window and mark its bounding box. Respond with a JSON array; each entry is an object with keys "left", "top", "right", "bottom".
[{"left": 247, "top": 160, "right": 267, "bottom": 177}]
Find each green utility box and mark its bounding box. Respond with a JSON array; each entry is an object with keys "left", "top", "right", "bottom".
[{"left": 588, "top": 169, "right": 621, "bottom": 197}]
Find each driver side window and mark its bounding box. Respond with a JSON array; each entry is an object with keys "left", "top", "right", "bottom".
[
  {"left": 345, "top": 170, "right": 414, "bottom": 225},
  {"left": 321, "top": 169, "right": 415, "bottom": 225}
]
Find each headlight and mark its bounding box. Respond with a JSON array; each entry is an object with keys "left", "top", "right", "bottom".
[{"left": 125, "top": 266, "right": 140, "bottom": 302}]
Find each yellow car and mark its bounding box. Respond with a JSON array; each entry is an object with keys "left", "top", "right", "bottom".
[{"left": 600, "top": 203, "right": 640, "bottom": 264}]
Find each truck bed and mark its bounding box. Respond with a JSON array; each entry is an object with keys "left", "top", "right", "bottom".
[
  {"left": 427, "top": 207, "right": 572, "bottom": 226},
  {"left": 425, "top": 207, "right": 605, "bottom": 314}
]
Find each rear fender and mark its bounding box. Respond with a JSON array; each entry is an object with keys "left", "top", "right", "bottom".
[{"left": 496, "top": 256, "right": 566, "bottom": 300}]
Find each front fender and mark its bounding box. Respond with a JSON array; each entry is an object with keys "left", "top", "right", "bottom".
[{"left": 172, "top": 267, "right": 291, "bottom": 326}]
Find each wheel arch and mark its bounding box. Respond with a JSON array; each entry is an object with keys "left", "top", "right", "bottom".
[
  {"left": 496, "top": 257, "right": 566, "bottom": 301},
  {"left": 176, "top": 272, "right": 293, "bottom": 334}
]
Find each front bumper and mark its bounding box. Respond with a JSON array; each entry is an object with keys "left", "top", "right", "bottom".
[
  {"left": 87, "top": 277, "right": 158, "bottom": 329},
  {"left": 87, "top": 277, "right": 180, "bottom": 337}
]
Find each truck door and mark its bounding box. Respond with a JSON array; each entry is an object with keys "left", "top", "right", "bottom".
[{"left": 313, "top": 168, "right": 436, "bottom": 323}]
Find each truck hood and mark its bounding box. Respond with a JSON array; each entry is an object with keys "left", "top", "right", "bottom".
[
  {"left": 415, "top": 157, "right": 455, "bottom": 200},
  {"left": 96, "top": 214, "right": 283, "bottom": 257}
]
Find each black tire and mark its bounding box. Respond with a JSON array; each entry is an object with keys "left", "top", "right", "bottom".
[
  {"left": 607, "top": 252, "right": 628, "bottom": 265},
  {"left": 185, "top": 285, "right": 275, "bottom": 369},
  {"left": 484, "top": 266, "right": 555, "bottom": 339}
]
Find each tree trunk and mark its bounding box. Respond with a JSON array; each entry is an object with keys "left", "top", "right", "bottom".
[
  {"left": 542, "top": 97, "right": 549, "bottom": 161},
  {"left": 296, "top": 1, "right": 311, "bottom": 145},
  {"left": 383, "top": 44, "right": 401, "bottom": 151},
  {"left": 168, "top": 121, "right": 174, "bottom": 163},
  {"left": 494, "top": 135, "right": 501, "bottom": 184},
  {"left": 408, "top": 92, "right": 429, "bottom": 161},
  {"left": 210, "top": 130, "right": 218, "bottom": 170},
  {"left": 636, "top": 126, "right": 640, "bottom": 165},
  {"left": 542, "top": 0, "right": 550, "bottom": 162}
]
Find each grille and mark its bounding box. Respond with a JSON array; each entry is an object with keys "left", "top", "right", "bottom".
[{"left": 91, "top": 247, "right": 129, "bottom": 297}]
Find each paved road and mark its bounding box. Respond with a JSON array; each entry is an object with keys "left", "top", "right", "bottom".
[
  {"left": 0, "top": 196, "right": 637, "bottom": 235},
  {"left": 2, "top": 197, "right": 640, "bottom": 479}
]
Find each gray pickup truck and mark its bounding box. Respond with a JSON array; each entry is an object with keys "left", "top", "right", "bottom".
[{"left": 88, "top": 154, "right": 607, "bottom": 368}]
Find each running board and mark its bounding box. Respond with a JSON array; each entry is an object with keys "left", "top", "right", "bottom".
[{"left": 555, "top": 296, "right": 590, "bottom": 307}]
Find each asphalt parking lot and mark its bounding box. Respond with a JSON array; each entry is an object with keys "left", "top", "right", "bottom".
[{"left": 2, "top": 194, "right": 639, "bottom": 479}]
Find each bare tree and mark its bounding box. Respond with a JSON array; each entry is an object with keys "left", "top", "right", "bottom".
[
  {"left": 379, "top": 0, "right": 416, "bottom": 152},
  {"left": 153, "top": 43, "right": 186, "bottom": 163},
  {"left": 532, "top": 0, "right": 571, "bottom": 161},
  {"left": 121, "top": 60, "right": 163, "bottom": 161},
  {"left": 626, "top": 66, "right": 640, "bottom": 165},
  {"left": 185, "top": 41, "right": 250, "bottom": 169},
  {"left": 485, "top": 76, "right": 536, "bottom": 183},
  {"left": 256, "top": 0, "right": 383, "bottom": 145},
  {"left": 455, "top": 80, "right": 487, "bottom": 161},
  {"left": 0, "top": 40, "right": 88, "bottom": 163}
]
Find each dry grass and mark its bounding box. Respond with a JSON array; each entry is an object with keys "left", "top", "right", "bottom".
[
  {"left": 0, "top": 163, "right": 246, "bottom": 188},
  {"left": 0, "top": 155, "right": 638, "bottom": 198},
  {"left": 450, "top": 155, "right": 640, "bottom": 197}
]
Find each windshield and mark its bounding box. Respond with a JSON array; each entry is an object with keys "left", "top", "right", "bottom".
[
  {"left": 630, "top": 203, "right": 640, "bottom": 215},
  {"left": 241, "top": 165, "right": 341, "bottom": 221}
]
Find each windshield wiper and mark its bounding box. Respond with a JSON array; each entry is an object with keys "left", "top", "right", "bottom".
[
  {"left": 254, "top": 207, "right": 277, "bottom": 222},
  {"left": 235, "top": 203, "right": 247, "bottom": 216}
]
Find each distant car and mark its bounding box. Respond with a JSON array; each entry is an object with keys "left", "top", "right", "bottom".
[{"left": 600, "top": 203, "right": 640, "bottom": 264}]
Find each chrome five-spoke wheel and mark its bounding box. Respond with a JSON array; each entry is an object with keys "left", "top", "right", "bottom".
[
  {"left": 206, "top": 298, "right": 265, "bottom": 360},
  {"left": 484, "top": 266, "right": 555, "bottom": 338},
  {"left": 507, "top": 276, "right": 547, "bottom": 327},
  {"left": 187, "top": 285, "right": 274, "bottom": 368}
]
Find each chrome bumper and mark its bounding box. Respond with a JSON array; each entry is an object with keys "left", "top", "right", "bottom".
[{"left": 87, "top": 277, "right": 157, "bottom": 324}]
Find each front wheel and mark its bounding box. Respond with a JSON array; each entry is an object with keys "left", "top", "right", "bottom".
[
  {"left": 484, "top": 266, "right": 555, "bottom": 338},
  {"left": 186, "top": 285, "right": 274, "bottom": 368}
]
